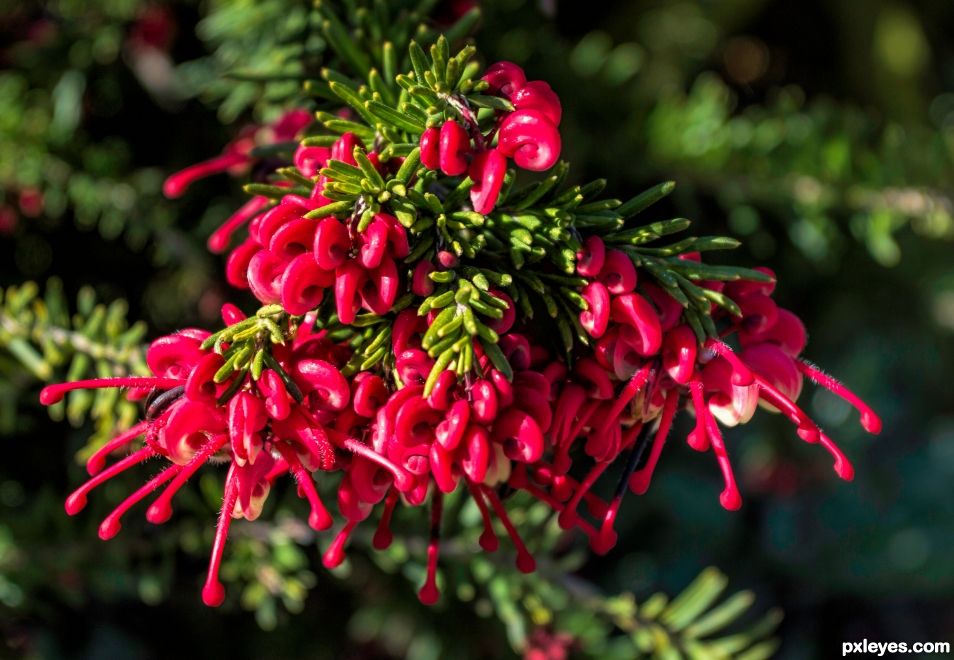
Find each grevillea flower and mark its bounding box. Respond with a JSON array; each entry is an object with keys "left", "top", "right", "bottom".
[
  {"left": 38, "top": 305, "right": 381, "bottom": 607},
  {"left": 55, "top": 37, "right": 880, "bottom": 613}
]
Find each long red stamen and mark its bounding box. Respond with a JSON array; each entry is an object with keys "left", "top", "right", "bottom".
[
  {"left": 595, "top": 365, "right": 654, "bottom": 437},
  {"left": 323, "top": 519, "right": 358, "bottom": 569},
  {"left": 629, "top": 389, "right": 679, "bottom": 495},
  {"left": 701, "top": 406, "right": 742, "bottom": 510},
  {"left": 589, "top": 425, "right": 647, "bottom": 554},
  {"left": 99, "top": 464, "right": 183, "bottom": 540},
  {"left": 202, "top": 466, "right": 240, "bottom": 607},
  {"left": 146, "top": 435, "right": 227, "bottom": 524},
  {"left": 482, "top": 486, "right": 536, "bottom": 573},
  {"left": 65, "top": 446, "right": 155, "bottom": 515},
  {"left": 86, "top": 422, "right": 148, "bottom": 475},
  {"left": 465, "top": 479, "right": 499, "bottom": 551},
  {"left": 163, "top": 152, "right": 249, "bottom": 199},
  {"left": 687, "top": 379, "right": 710, "bottom": 451},
  {"left": 278, "top": 446, "right": 333, "bottom": 531},
  {"left": 40, "top": 378, "right": 184, "bottom": 405},
  {"left": 557, "top": 459, "right": 610, "bottom": 530},
  {"left": 817, "top": 430, "right": 855, "bottom": 481},
  {"left": 343, "top": 438, "right": 414, "bottom": 492},
  {"left": 797, "top": 360, "right": 882, "bottom": 434},
  {"left": 418, "top": 491, "right": 443, "bottom": 605},
  {"left": 207, "top": 196, "right": 270, "bottom": 253},
  {"left": 752, "top": 374, "right": 820, "bottom": 442},
  {"left": 373, "top": 489, "right": 400, "bottom": 550}
]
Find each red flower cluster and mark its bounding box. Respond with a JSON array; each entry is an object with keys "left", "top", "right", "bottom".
[
  {"left": 221, "top": 134, "right": 409, "bottom": 322},
  {"left": 43, "top": 47, "right": 880, "bottom": 610},
  {"left": 418, "top": 61, "right": 562, "bottom": 214}
]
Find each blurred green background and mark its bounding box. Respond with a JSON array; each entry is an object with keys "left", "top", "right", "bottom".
[{"left": 1, "top": 0, "right": 953, "bottom": 657}]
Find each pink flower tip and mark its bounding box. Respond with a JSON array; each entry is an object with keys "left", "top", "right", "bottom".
[
  {"left": 861, "top": 412, "right": 882, "bottom": 435},
  {"left": 591, "top": 529, "right": 618, "bottom": 555},
  {"left": 39, "top": 385, "right": 65, "bottom": 405},
  {"left": 202, "top": 580, "right": 226, "bottom": 607},
  {"left": 146, "top": 501, "right": 173, "bottom": 524},
  {"left": 719, "top": 489, "right": 742, "bottom": 511},
  {"left": 372, "top": 527, "right": 393, "bottom": 550},
  {"left": 64, "top": 492, "right": 87, "bottom": 515},
  {"left": 479, "top": 531, "right": 499, "bottom": 552},
  {"left": 308, "top": 510, "right": 333, "bottom": 531},
  {"left": 515, "top": 551, "right": 537, "bottom": 573},
  {"left": 418, "top": 582, "right": 440, "bottom": 606},
  {"left": 98, "top": 518, "right": 121, "bottom": 540}
]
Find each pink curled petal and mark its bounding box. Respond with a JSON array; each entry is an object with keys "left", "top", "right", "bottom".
[
  {"left": 741, "top": 307, "right": 807, "bottom": 357},
  {"left": 497, "top": 109, "right": 561, "bottom": 172},
  {"left": 485, "top": 290, "right": 516, "bottom": 334},
  {"left": 701, "top": 358, "right": 759, "bottom": 427},
  {"left": 146, "top": 331, "right": 208, "bottom": 379},
  {"left": 358, "top": 217, "right": 389, "bottom": 269},
  {"left": 334, "top": 261, "right": 366, "bottom": 325},
  {"left": 579, "top": 281, "right": 610, "bottom": 338},
  {"left": 511, "top": 80, "right": 562, "bottom": 126},
  {"left": 382, "top": 214, "right": 410, "bottom": 258},
  {"left": 396, "top": 349, "right": 435, "bottom": 388},
  {"left": 353, "top": 374, "right": 389, "bottom": 418},
  {"left": 360, "top": 256, "right": 399, "bottom": 315},
  {"left": 429, "top": 443, "right": 458, "bottom": 493},
  {"left": 395, "top": 395, "right": 441, "bottom": 446},
  {"left": 598, "top": 249, "right": 637, "bottom": 294},
  {"left": 228, "top": 391, "right": 267, "bottom": 466},
  {"left": 184, "top": 352, "right": 225, "bottom": 404},
  {"left": 512, "top": 386, "right": 553, "bottom": 433},
  {"left": 642, "top": 282, "right": 683, "bottom": 331},
  {"left": 225, "top": 239, "right": 259, "bottom": 290},
  {"left": 427, "top": 370, "right": 458, "bottom": 411},
  {"left": 493, "top": 409, "right": 544, "bottom": 463},
  {"left": 469, "top": 149, "right": 507, "bottom": 215},
  {"left": 576, "top": 235, "right": 606, "bottom": 277},
  {"left": 347, "top": 457, "right": 392, "bottom": 505},
  {"left": 281, "top": 253, "right": 328, "bottom": 315},
  {"left": 419, "top": 127, "right": 440, "bottom": 169},
  {"left": 313, "top": 217, "right": 351, "bottom": 271},
  {"left": 220, "top": 303, "right": 246, "bottom": 326},
  {"left": 330, "top": 132, "right": 361, "bottom": 166},
  {"left": 499, "top": 334, "right": 531, "bottom": 371},
  {"left": 392, "top": 310, "right": 425, "bottom": 354},
  {"left": 481, "top": 61, "right": 526, "bottom": 97},
  {"left": 412, "top": 260, "right": 436, "bottom": 297},
  {"left": 471, "top": 379, "right": 498, "bottom": 424},
  {"left": 269, "top": 217, "right": 318, "bottom": 260},
  {"left": 294, "top": 145, "right": 330, "bottom": 178},
  {"left": 158, "top": 400, "right": 226, "bottom": 464},
  {"left": 295, "top": 359, "right": 350, "bottom": 410},
  {"left": 610, "top": 293, "right": 663, "bottom": 356},
  {"left": 253, "top": 199, "right": 306, "bottom": 247},
  {"left": 593, "top": 327, "right": 619, "bottom": 369},
  {"left": 742, "top": 343, "right": 803, "bottom": 408},
  {"left": 247, "top": 249, "right": 288, "bottom": 305},
  {"left": 662, "top": 324, "right": 698, "bottom": 385},
  {"left": 460, "top": 425, "right": 491, "bottom": 482},
  {"left": 738, "top": 293, "right": 779, "bottom": 336},
  {"left": 574, "top": 357, "right": 615, "bottom": 400},
  {"left": 259, "top": 369, "right": 291, "bottom": 420},
  {"left": 490, "top": 369, "right": 514, "bottom": 407},
  {"left": 436, "top": 400, "right": 470, "bottom": 450},
  {"left": 439, "top": 120, "right": 470, "bottom": 176}
]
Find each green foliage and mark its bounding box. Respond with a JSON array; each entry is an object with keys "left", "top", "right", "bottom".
[{"left": 0, "top": 280, "right": 146, "bottom": 447}]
